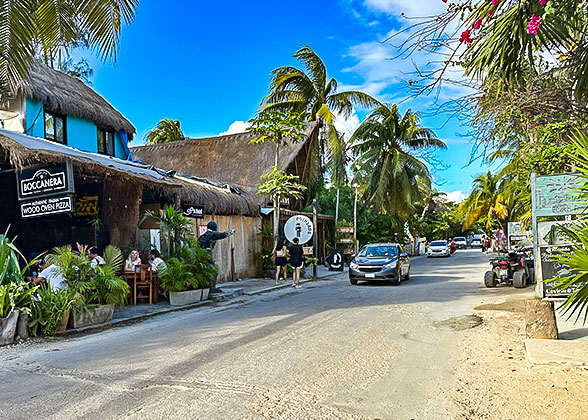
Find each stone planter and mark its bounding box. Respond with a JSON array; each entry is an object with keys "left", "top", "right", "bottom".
[
  {"left": 525, "top": 299, "right": 558, "bottom": 339},
  {"left": 0, "top": 309, "right": 20, "bottom": 346},
  {"left": 169, "top": 289, "right": 202, "bottom": 306},
  {"left": 264, "top": 268, "right": 277, "bottom": 279},
  {"left": 16, "top": 312, "right": 29, "bottom": 341},
  {"left": 68, "top": 305, "right": 114, "bottom": 329},
  {"left": 55, "top": 310, "right": 70, "bottom": 335},
  {"left": 201, "top": 288, "right": 210, "bottom": 301}
]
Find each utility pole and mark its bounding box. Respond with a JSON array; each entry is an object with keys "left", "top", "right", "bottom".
[
  {"left": 334, "top": 188, "right": 340, "bottom": 226},
  {"left": 313, "top": 198, "right": 318, "bottom": 280},
  {"left": 353, "top": 186, "right": 358, "bottom": 254}
]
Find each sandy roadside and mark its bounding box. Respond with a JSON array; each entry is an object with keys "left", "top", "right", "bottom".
[{"left": 449, "top": 295, "right": 588, "bottom": 420}]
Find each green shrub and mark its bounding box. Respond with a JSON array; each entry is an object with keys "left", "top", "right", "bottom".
[
  {"left": 28, "top": 287, "right": 73, "bottom": 336},
  {"left": 160, "top": 242, "right": 218, "bottom": 292}
]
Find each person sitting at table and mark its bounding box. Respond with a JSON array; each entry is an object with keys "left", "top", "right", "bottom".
[
  {"left": 32, "top": 260, "right": 67, "bottom": 292},
  {"left": 149, "top": 249, "right": 166, "bottom": 272},
  {"left": 125, "top": 249, "right": 142, "bottom": 272},
  {"left": 88, "top": 247, "right": 105, "bottom": 268}
]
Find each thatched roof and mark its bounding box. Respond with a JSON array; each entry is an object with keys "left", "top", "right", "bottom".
[
  {"left": 131, "top": 123, "right": 319, "bottom": 204},
  {"left": 0, "top": 129, "right": 259, "bottom": 217},
  {"left": 16, "top": 62, "right": 135, "bottom": 135}
]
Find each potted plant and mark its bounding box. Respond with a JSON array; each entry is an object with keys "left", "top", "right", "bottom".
[
  {"left": 46, "top": 244, "right": 129, "bottom": 329},
  {"left": 28, "top": 287, "right": 73, "bottom": 336},
  {"left": 160, "top": 242, "right": 218, "bottom": 305}
]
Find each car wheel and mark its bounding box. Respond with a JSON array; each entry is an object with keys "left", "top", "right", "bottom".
[
  {"left": 513, "top": 270, "right": 527, "bottom": 288},
  {"left": 484, "top": 271, "right": 497, "bottom": 288},
  {"left": 349, "top": 277, "right": 358, "bottom": 285}
]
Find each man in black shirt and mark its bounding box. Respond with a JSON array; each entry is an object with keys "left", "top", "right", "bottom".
[{"left": 198, "top": 221, "right": 235, "bottom": 292}]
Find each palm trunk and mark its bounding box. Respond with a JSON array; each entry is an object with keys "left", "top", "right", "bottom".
[{"left": 274, "top": 142, "right": 280, "bottom": 246}]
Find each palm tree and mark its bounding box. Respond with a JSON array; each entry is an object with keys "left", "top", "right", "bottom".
[
  {"left": 145, "top": 119, "right": 185, "bottom": 145},
  {"left": 0, "top": 0, "right": 138, "bottom": 96},
  {"left": 350, "top": 104, "right": 446, "bottom": 217},
  {"left": 459, "top": 172, "right": 508, "bottom": 230},
  {"left": 263, "top": 45, "right": 381, "bottom": 183}
]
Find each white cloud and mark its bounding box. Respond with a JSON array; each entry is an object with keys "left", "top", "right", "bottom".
[
  {"left": 363, "top": 0, "right": 447, "bottom": 17},
  {"left": 220, "top": 120, "right": 251, "bottom": 135},
  {"left": 444, "top": 190, "right": 467, "bottom": 203},
  {"left": 333, "top": 108, "right": 360, "bottom": 140}
]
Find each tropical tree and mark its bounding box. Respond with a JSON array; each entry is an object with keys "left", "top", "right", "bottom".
[
  {"left": 263, "top": 45, "right": 381, "bottom": 184},
  {"left": 459, "top": 172, "right": 508, "bottom": 230},
  {"left": 145, "top": 119, "right": 185, "bottom": 145},
  {"left": 247, "top": 110, "right": 307, "bottom": 243},
  {"left": 350, "top": 104, "right": 446, "bottom": 217},
  {"left": 0, "top": 0, "right": 138, "bottom": 97},
  {"left": 144, "top": 204, "right": 193, "bottom": 257}
]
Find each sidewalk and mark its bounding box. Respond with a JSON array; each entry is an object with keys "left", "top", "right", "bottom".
[
  {"left": 65, "top": 266, "right": 347, "bottom": 335},
  {"left": 524, "top": 301, "right": 588, "bottom": 368}
]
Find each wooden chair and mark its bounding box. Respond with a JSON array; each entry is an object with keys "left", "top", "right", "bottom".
[{"left": 133, "top": 264, "right": 153, "bottom": 305}]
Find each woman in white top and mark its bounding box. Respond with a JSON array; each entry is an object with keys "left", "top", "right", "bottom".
[{"left": 125, "top": 249, "right": 142, "bottom": 272}]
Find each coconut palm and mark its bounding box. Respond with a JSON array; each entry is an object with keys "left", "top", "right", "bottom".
[
  {"left": 145, "top": 119, "right": 185, "bottom": 145},
  {"left": 459, "top": 172, "right": 508, "bottom": 229},
  {"left": 0, "top": 0, "right": 138, "bottom": 96},
  {"left": 263, "top": 45, "right": 381, "bottom": 183},
  {"left": 350, "top": 104, "right": 446, "bottom": 217}
]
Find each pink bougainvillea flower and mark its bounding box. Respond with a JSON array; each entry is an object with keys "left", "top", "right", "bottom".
[
  {"left": 473, "top": 18, "right": 483, "bottom": 30},
  {"left": 527, "top": 15, "right": 541, "bottom": 34},
  {"left": 488, "top": 10, "right": 494, "bottom": 15},
  {"left": 539, "top": 0, "right": 550, "bottom": 5},
  {"left": 442, "top": 0, "right": 447, "bottom": 3},
  {"left": 491, "top": 0, "right": 500, "bottom": 4},
  {"left": 459, "top": 29, "right": 474, "bottom": 44}
]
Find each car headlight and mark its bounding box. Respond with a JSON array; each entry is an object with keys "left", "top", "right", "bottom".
[
  {"left": 383, "top": 261, "right": 397, "bottom": 268},
  {"left": 350, "top": 262, "right": 359, "bottom": 270}
]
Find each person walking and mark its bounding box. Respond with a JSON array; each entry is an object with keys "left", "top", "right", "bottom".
[
  {"left": 288, "top": 237, "right": 304, "bottom": 288},
  {"left": 272, "top": 237, "right": 288, "bottom": 285}
]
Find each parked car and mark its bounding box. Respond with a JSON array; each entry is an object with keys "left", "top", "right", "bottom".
[
  {"left": 454, "top": 237, "right": 467, "bottom": 249},
  {"left": 470, "top": 234, "right": 484, "bottom": 248},
  {"left": 349, "top": 243, "right": 410, "bottom": 286},
  {"left": 427, "top": 240, "right": 451, "bottom": 258}
]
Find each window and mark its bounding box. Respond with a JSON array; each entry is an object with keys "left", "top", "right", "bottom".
[
  {"left": 44, "top": 110, "right": 66, "bottom": 144},
  {"left": 97, "top": 128, "right": 115, "bottom": 156}
]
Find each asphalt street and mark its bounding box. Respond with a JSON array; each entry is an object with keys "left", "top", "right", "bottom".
[{"left": 0, "top": 249, "right": 510, "bottom": 420}]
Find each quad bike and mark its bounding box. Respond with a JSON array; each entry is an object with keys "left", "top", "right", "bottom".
[{"left": 484, "top": 247, "right": 535, "bottom": 288}]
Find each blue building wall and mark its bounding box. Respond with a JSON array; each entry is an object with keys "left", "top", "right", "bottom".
[{"left": 24, "top": 97, "right": 129, "bottom": 160}]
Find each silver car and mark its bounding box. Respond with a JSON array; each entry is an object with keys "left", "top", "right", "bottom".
[{"left": 427, "top": 240, "right": 451, "bottom": 257}]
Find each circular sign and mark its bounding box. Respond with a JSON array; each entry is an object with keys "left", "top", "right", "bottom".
[{"left": 284, "top": 215, "right": 314, "bottom": 245}]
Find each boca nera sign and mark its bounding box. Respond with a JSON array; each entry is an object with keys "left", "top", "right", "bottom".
[
  {"left": 182, "top": 205, "right": 204, "bottom": 219},
  {"left": 21, "top": 195, "right": 73, "bottom": 218},
  {"left": 17, "top": 161, "right": 74, "bottom": 201}
]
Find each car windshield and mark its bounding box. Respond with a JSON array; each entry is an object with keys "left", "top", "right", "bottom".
[
  {"left": 430, "top": 241, "right": 447, "bottom": 246},
  {"left": 455, "top": 237, "right": 466, "bottom": 241},
  {"left": 358, "top": 245, "right": 397, "bottom": 257}
]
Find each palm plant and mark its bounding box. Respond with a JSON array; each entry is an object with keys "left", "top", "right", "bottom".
[
  {"left": 144, "top": 204, "right": 193, "bottom": 257},
  {"left": 350, "top": 104, "right": 446, "bottom": 217},
  {"left": 263, "top": 45, "right": 381, "bottom": 183},
  {"left": 144, "top": 118, "right": 185, "bottom": 145},
  {"left": 459, "top": 172, "right": 508, "bottom": 230},
  {"left": 0, "top": 0, "right": 138, "bottom": 96}
]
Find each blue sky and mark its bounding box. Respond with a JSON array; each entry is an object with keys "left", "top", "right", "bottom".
[{"left": 79, "top": 0, "right": 495, "bottom": 201}]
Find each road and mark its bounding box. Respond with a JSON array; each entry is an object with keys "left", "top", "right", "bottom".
[{"left": 0, "top": 249, "right": 504, "bottom": 420}]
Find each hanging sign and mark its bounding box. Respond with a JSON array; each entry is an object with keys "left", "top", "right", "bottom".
[
  {"left": 182, "top": 205, "right": 204, "bottom": 219},
  {"left": 20, "top": 195, "right": 73, "bottom": 218},
  {"left": 17, "top": 161, "right": 74, "bottom": 201},
  {"left": 284, "top": 215, "right": 314, "bottom": 245},
  {"left": 535, "top": 174, "right": 583, "bottom": 217},
  {"left": 74, "top": 195, "right": 99, "bottom": 216}
]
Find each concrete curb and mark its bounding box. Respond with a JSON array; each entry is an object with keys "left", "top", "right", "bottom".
[{"left": 525, "top": 339, "right": 588, "bottom": 368}]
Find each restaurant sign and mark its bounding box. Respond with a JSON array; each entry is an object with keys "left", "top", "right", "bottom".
[
  {"left": 17, "top": 161, "right": 74, "bottom": 201},
  {"left": 535, "top": 173, "right": 583, "bottom": 217},
  {"left": 20, "top": 195, "right": 73, "bottom": 218},
  {"left": 182, "top": 205, "right": 204, "bottom": 219}
]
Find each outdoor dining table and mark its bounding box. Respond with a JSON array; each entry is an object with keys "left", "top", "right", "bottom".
[{"left": 123, "top": 270, "right": 159, "bottom": 304}]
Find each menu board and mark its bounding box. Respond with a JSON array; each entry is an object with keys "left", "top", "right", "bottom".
[
  {"left": 535, "top": 174, "right": 583, "bottom": 217},
  {"left": 540, "top": 245, "right": 577, "bottom": 296}
]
